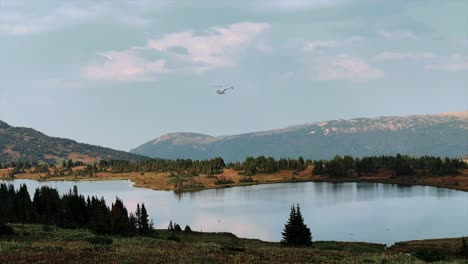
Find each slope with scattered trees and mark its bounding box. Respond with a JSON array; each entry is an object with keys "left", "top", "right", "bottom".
[{"left": 0, "top": 121, "right": 147, "bottom": 164}]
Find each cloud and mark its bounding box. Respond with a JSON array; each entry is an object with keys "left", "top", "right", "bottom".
[
  {"left": 147, "top": 22, "right": 270, "bottom": 72},
  {"left": 374, "top": 52, "right": 435, "bottom": 61},
  {"left": 425, "top": 54, "right": 468, "bottom": 72},
  {"left": 379, "top": 30, "right": 417, "bottom": 40},
  {"left": 373, "top": 52, "right": 468, "bottom": 72},
  {"left": 84, "top": 51, "right": 165, "bottom": 81},
  {"left": 311, "top": 54, "right": 383, "bottom": 81},
  {"left": 279, "top": 71, "right": 295, "bottom": 81},
  {"left": 304, "top": 41, "right": 337, "bottom": 52},
  {"left": 303, "top": 36, "right": 362, "bottom": 52},
  {"left": 32, "top": 78, "right": 81, "bottom": 89},
  {"left": 0, "top": 2, "right": 151, "bottom": 36},
  {"left": 83, "top": 22, "right": 269, "bottom": 81},
  {"left": 253, "top": 0, "right": 342, "bottom": 12}
]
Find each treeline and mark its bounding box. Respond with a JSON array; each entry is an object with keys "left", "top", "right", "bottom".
[
  {"left": 313, "top": 154, "right": 468, "bottom": 177},
  {"left": 229, "top": 156, "right": 309, "bottom": 176},
  {"left": 3, "top": 155, "right": 466, "bottom": 179},
  {"left": 98, "top": 158, "right": 226, "bottom": 175},
  {"left": 0, "top": 159, "right": 86, "bottom": 178},
  {"left": 0, "top": 183, "right": 152, "bottom": 236}
]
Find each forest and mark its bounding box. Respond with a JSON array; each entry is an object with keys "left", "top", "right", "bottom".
[
  {"left": 0, "top": 183, "right": 152, "bottom": 236},
  {"left": 1, "top": 154, "right": 466, "bottom": 180}
]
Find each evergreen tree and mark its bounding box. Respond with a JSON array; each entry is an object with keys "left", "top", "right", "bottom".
[
  {"left": 281, "top": 204, "right": 312, "bottom": 247},
  {"left": 128, "top": 213, "right": 138, "bottom": 236},
  {"left": 461, "top": 238, "right": 468, "bottom": 258},
  {"left": 184, "top": 225, "right": 192, "bottom": 232},
  {"left": 136, "top": 204, "right": 142, "bottom": 231},
  {"left": 16, "top": 184, "right": 33, "bottom": 222},
  {"left": 110, "top": 198, "right": 130, "bottom": 235},
  {"left": 139, "top": 203, "right": 150, "bottom": 235}
]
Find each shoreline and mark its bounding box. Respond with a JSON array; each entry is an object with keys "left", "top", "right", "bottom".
[{"left": 3, "top": 167, "right": 467, "bottom": 193}]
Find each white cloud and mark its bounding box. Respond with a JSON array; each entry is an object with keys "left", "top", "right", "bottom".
[
  {"left": 32, "top": 78, "right": 81, "bottom": 89},
  {"left": 379, "top": 30, "right": 417, "bottom": 40},
  {"left": 373, "top": 51, "right": 468, "bottom": 72},
  {"left": 147, "top": 22, "right": 270, "bottom": 72},
  {"left": 374, "top": 52, "right": 435, "bottom": 61},
  {"left": 279, "top": 71, "right": 295, "bottom": 81},
  {"left": 83, "top": 22, "right": 269, "bottom": 81},
  {"left": 304, "top": 41, "right": 337, "bottom": 52},
  {"left": 0, "top": 2, "right": 151, "bottom": 36},
  {"left": 312, "top": 54, "right": 383, "bottom": 81},
  {"left": 425, "top": 54, "right": 468, "bottom": 72},
  {"left": 253, "top": 0, "right": 342, "bottom": 11},
  {"left": 303, "top": 36, "right": 362, "bottom": 52},
  {"left": 84, "top": 51, "right": 165, "bottom": 81}
]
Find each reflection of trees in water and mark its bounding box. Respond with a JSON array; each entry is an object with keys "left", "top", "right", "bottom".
[{"left": 171, "top": 180, "right": 461, "bottom": 207}]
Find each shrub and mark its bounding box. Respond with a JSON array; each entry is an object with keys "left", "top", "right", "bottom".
[
  {"left": 87, "top": 236, "right": 113, "bottom": 245},
  {"left": 239, "top": 176, "right": 255, "bottom": 183},
  {"left": 42, "top": 225, "right": 53, "bottom": 232},
  {"left": 0, "top": 223, "right": 13, "bottom": 237},
  {"left": 214, "top": 176, "right": 234, "bottom": 185},
  {"left": 412, "top": 249, "right": 447, "bottom": 262},
  {"left": 167, "top": 234, "right": 181, "bottom": 243}
]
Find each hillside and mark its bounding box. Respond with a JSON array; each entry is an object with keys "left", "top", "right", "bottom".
[
  {"left": 132, "top": 112, "right": 468, "bottom": 162},
  {"left": 0, "top": 121, "right": 147, "bottom": 163}
]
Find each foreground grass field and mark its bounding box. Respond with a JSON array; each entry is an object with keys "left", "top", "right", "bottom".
[{"left": 0, "top": 224, "right": 466, "bottom": 264}]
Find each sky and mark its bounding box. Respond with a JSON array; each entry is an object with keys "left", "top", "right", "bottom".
[{"left": 0, "top": 0, "right": 467, "bottom": 151}]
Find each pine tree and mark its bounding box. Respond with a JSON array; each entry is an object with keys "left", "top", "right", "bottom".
[
  {"left": 129, "top": 213, "right": 138, "bottom": 236},
  {"left": 168, "top": 220, "right": 174, "bottom": 231},
  {"left": 139, "top": 204, "right": 150, "bottom": 235},
  {"left": 281, "top": 204, "right": 312, "bottom": 247},
  {"left": 461, "top": 238, "right": 468, "bottom": 258},
  {"left": 110, "top": 198, "right": 130, "bottom": 235},
  {"left": 136, "top": 204, "right": 142, "bottom": 231}
]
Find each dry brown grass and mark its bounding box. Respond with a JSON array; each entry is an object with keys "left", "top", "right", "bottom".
[
  {"left": 67, "top": 152, "right": 99, "bottom": 163},
  {"left": 6, "top": 166, "right": 468, "bottom": 193},
  {"left": 389, "top": 237, "right": 467, "bottom": 256}
]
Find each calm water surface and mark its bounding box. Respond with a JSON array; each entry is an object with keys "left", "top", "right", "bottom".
[{"left": 2, "top": 179, "right": 467, "bottom": 245}]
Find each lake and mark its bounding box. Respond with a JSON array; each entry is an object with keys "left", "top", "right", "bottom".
[{"left": 1, "top": 179, "right": 467, "bottom": 245}]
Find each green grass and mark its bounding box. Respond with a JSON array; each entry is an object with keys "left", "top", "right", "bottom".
[{"left": 0, "top": 224, "right": 466, "bottom": 263}]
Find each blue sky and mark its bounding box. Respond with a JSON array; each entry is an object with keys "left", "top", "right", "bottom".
[{"left": 0, "top": 0, "right": 467, "bottom": 151}]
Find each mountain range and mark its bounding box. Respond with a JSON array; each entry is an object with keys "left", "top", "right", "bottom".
[
  {"left": 131, "top": 112, "right": 468, "bottom": 162},
  {"left": 0, "top": 121, "right": 146, "bottom": 164}
]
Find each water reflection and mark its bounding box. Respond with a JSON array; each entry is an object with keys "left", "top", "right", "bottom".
[{"left": 1, "top": 179, "right": 467, "bottom": 245}]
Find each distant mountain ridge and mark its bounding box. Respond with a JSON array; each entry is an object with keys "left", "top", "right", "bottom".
[
  {"left": 0, "top": 121, "right": 147, "bottom": 163},
  {"left": 131, "top": 112, "right": 468, "bottom": 162}
]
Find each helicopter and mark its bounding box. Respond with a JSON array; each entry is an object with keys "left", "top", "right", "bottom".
[{"left": 211, "top": 85, "right": 235, "bottom": 95}]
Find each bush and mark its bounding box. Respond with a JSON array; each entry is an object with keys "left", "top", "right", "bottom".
[
  {"left": 87, "top": 236, "right": 113, "bottom": 245},
  {"left": 412, "top": 249, "right": 447, "bottom": 262},
  {"left": 42, "top": 225, "right": 53, "bottom": 232},
  {"left": 0, "top": 223, "right": 13, "bottom": 237},
  {"left": 239, "top": 176, "right": 255, "bottom": 183},
  {"left": 167, "top": 234, "right": 181, "bottom": 243},
  {"left": 214, "top": 176, "right": 234, "bottom": 185}
]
